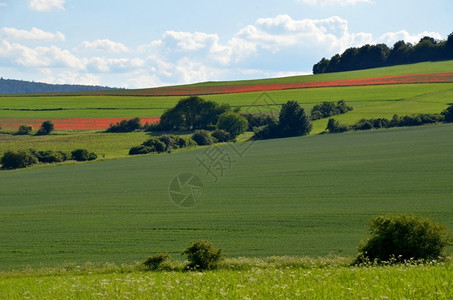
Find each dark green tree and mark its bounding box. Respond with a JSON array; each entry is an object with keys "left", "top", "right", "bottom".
[
  {"left": 278, "top": 101, "right": 312, "bottom": 137},
  {"left": 216, "top": 112, "right": 248, "bottom": 138},
  {"left": 37, "top": 120, "right": 54, "bottom": 135}
]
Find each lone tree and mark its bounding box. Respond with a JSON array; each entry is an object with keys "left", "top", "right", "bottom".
[
  {"left": 356, "top": 214, "right": 451, "bottom": 264},
  {"left": 278, "top": 100, "right": 312, "bottom": 137},
  {"left": 37, "top": 120, "right": 54, "bottom": 135},
  {"left": 182, "top": 240, "right": 224, "bottom": 271}
]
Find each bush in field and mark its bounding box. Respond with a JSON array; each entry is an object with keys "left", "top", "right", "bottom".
[
  {"left": 241, "top": 112, "right": 278, "bottom": 131},
  {"left": 143, "top": 253, "right": 171, "bottom": 270},
  {"left": 182, "top": 240, "right": 224, "bottom": 271},
  {"left": 211, "top": 129, "right": 232, "bottom": 142},
  {"left": 142, "top": 138, "right": 167, "bottom": 153},
  {"left": 326, "top": 118, "right": 350, "bottom": 133},
  {"left": 37, "top": 120, "right": 54, "bottom": 135},
  {"left": 356, "top": 214, "right": 451, "bottom": 264},
  {"left": 216, "top": 112, "right": 248, "bottom": 138},
  {"left": 311, "top": 100, "right": 353, "bottom": 120},
  {"left": 1, "top": 150, "right": 38, "bottom": 169},
  {"left": 106, "top": 117, "right": 143, "bottom": 133},
  {"left": 31, "top": 150, "right": 68, "bottom": 163},
  {"left": 158, "top": 134, "right": 196, "bottom": 151},
  {"left": 441, "top": 105, "right": 453, "bottom": 123},
  {"left": 17, "top": 125, "right": 33, "bottom": 135},
  {"left": 71, "top": 149, "right": 97, "bottom": 161},
  {"left": 191, "top": 130, "right": 214, "bottom": 146},
  {"left": 129, "top": 145, "right": 153, "bottom": 155}
]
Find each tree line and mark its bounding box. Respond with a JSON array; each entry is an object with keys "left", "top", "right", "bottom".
[{"left": 313, "top": 32, "right": 453, "bottom": 74}]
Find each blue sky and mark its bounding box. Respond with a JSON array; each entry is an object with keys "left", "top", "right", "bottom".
[{"left": 0, "top": 0, "right": 452, "bottom": 88}]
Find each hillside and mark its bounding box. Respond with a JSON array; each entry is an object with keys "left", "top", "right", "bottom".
[
  {"left": 0, "top": 125, "right": 452, "bottom": 270},
  {"left": 0, "top": 78, "right": 117, "bottom": 94}
]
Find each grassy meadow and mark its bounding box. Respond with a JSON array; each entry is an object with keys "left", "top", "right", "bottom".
[{"left": 0, "top": 124, "right": 452, "bottom": 270}]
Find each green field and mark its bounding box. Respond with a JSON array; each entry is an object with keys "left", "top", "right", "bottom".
[
  {"left": 1, "top": 124, "right": 452, "bottom": 270},
  {"left": 0, "top": 259, "right": 451, "bottom": 299}
]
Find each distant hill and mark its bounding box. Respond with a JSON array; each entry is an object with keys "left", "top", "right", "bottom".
[{"left": 0, "top": 78, "right": 119, "bottom": 94}]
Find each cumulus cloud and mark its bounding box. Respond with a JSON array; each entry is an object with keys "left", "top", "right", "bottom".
[
  {"left": 28, "top": 0, "right": 65, "bottom": 12},
  {"left": 378, "top": 30, "right": 444, "bottom": 45},
  {"left": 298, "top": 0, "right": 372, "bottom": 6},
  {"left": 0, "top": 27, "right": 65, "bottom": 42},
  {"left": 79, "top": 39, "right": 129, "bottom": 53}
]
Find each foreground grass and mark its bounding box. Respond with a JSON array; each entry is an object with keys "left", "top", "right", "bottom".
[{"left": 0, "top": 257, "right": 451, "bottom": 299}]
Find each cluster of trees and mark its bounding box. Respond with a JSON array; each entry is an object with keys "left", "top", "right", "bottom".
[
  {"left": 1, "top": 148, "right": 97, "bottom": 169},
  {"left": 253, "top": 101, "right": 312, "bottom": 139},
  {"left": 326, "top": 105, "right": 453, "bottom": 134},
  {"left": 313, "top": 33, "right": 453, "bottom": 74},
  {"left": 0, "top": 78, "right": 116, "bottom": 94},
  {"left": 311, "top": 100, "right": 353, "bottom": 120},
  {"left": 129, "top": 135, "right": 197, "bottom": 155}
]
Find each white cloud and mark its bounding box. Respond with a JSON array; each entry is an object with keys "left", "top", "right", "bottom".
[
  {"left": 378, "top": 30, "right": 444, "bottom": 45},
  {"left": 0, "top": 27, "right": 65, "bottom": 42},
  {"left": 28, "top": 0, "right": 65, "bottom": 12},
  {"left": 79, "top": 39, "right": 129, "bottom": 53},
  {"left": 298, "top": 0, "right": 372, "bottom": 6},
  {"left": 0, "top": 3, "right": 7, "bottom": 7}
]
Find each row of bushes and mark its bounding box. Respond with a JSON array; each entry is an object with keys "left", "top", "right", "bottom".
[
  {"left": 0, "top": 149, "right": 97, "bottom": 170},
  {"left": 326, "top": 106, "right": 453, "bottom": 134},
  {"left": 129, "top": 130, "right": 237, "bottom": 156},
  {"left": 142, "top": 214, "right": 451, "bottom": 272}
]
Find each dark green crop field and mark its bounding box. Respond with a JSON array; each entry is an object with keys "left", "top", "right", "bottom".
[{"left": 1, "top": 124, "right": 452, "bottom": 270}]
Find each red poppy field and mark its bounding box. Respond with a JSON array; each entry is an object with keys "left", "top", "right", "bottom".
[{"left": 0, "top": 117, "right": 160, "bottom": 131}]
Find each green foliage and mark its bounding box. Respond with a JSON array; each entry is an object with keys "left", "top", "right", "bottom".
[
  {"left": 278, "top": 100, "right": 312, "bottom": 137},
  {"left": 216, "top": 112, "right": 248, "bottom": 138},
  {"left": 356, "top": 214, "right": 452, "bottom": 264},
  {"left": 143, "top": 253, "right": 170, "bottom": 270},
  {"left": 311, "top": 100, "right": 353, "bottom": 120},
  {"left": 191, "top": 130, "right": 214, "bottom": 146},
  {"left": 31, "top": 150, "right": 68, "bottom": 163},
  {"left": 159, "top": 96, "right": 230, "bottom": 131},
  {"left": 211, "top": 129, "right": 232, "bottom": 142},
  {"left": 129, "top": 135, "right": 195, "bottom": 155},
  {"left": 1, "top": 150, "right": 38, "bottom": 169},
  {"left": 106, "top": 117, "right": 143, "bottom": 133},
  {"left": 326, "top": 118, "right": 350, "bottom": 133},
  {"left": 17, "top": 125, "right": 33, "bottom": 135},
  {"left": 241, "top": 112, "right": 278, "bottom": 131},
  {"left": 141, "top": 138, "right": 167, "bottom": 153},
  {"left": 71, "top": 149, "right": 97, "bottom": 162},
  {"left": 37, "top": 120, "right": 55, "bottom": 135},
  {"left": 182, "top": 240, "right": 224, "bottom": 271},
  {"left": 441, "top": 104, "right": 453, "bottom": 122}
]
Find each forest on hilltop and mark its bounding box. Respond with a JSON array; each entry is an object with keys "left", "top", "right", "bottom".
[{"left": 313, "top": 32, "right": 453, "bottom": 74}]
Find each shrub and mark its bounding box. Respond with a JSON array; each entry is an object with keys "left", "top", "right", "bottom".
[
  {"left": 356, "top": 214, "right": 451, "bottom": 264},
  {"left": 71, "top": 149, "right": 97, "bottom": 161},
  {"left": 211, "top": 129, "right": 231, "bottom": 142},
  {"left": 17, "top": 125, "right": 33, "bottom": 135},
  {"left": 37, "top": 120, "right": 54, "bottom": 135},
  {"left": 142, "top": 138, "right": 167, "bottom": 153},
  {"left": 216, "top": 112, "right": 248, "bottom": 138},
  {"left": 129, "top": 145, "right": 153, "bottom": 155},
  {"left": 326, "top": 118, "right": 350, "bottom": 133},
  {"left": 241, "top": 112, "right": 277, "bottom": 131},
  {"left": 32, "top": 150, "right": 68, "bottom": 163},
  {"left": 143, "top": 253, "right": 170, "bottom": 270},
  {"left": 441, "top": 105, "right": 453, "bottom": 122},
  {"left": 106, "top": 117, "right": 142, "bottom": 133},
  {"left": 1, "top": 150, "right": 38, "bottom": 169},
  {"left": 191, "top": 130, "right": 214, "bottom": 146},
  {"left": 182, "top": 240, "right": 224, "bottom": 271},
  {"left": 311, "top": 100, "right": 353, "bottom": 120}
]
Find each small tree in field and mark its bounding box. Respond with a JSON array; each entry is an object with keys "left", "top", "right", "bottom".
[
  {"left": 37, "top": 120, "right": 54, "bottom": 135},
  {"left": 216, "top": 112, "right": 248, "bottom": 138},
  {"left": 17, "top": 125, "right": 33, "bottom": 135},
  {"left": 356, "top": 214, "right": 451, "bottom": 264},
  {"left": 1, "top": 150, "right": 38, "bottom": 169},
  {"left": 182, "top": 240, "right": 224, "bottom": 271}
]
